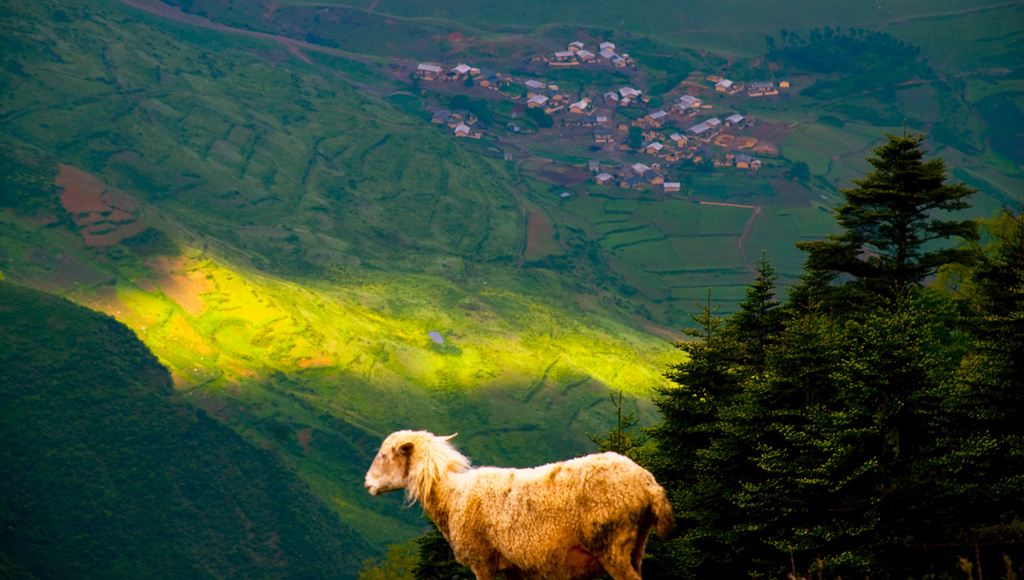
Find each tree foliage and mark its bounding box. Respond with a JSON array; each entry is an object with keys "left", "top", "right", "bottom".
[
  {"left": 645, "top": 139, "right": 1021, "bottom": 579},
  {"left": 797, "top": 133, "right": 979, "bottom": 303}
]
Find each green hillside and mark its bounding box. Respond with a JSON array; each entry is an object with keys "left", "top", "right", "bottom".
[
  {"left": 1, "top": 0, "right": 1020, "bottom": 565},
  {"left": 0, "top": 281, "right": 373, "bottom": 579}
]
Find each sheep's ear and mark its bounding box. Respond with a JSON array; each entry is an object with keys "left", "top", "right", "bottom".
[
  {"left": 441, "top": 433, "right": 458, "bottom": 441},
  {"left": 398, "top": 442, "right": 414, "bottom": 456}
]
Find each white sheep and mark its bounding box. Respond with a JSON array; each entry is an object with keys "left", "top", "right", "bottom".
[{"left": 364, "top": 430, "right": 674, "bottom": 580}]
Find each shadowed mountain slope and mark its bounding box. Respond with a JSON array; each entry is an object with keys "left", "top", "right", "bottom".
[{"left": 0, "top": 281, "right": 373, "bottom": 579}]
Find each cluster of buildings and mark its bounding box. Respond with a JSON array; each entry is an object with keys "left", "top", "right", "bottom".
[
  {"left": 532, "top": 41, "right": 635, "bottom": 69},
  {"left": 430, "top": 108, "right": 482, "bottom": 139},
  {"left": 414, "top": 43, "right": 778, "bottom": 190},
  {"left": 709, "top": 75, "right": 790, "bottom": 98}
]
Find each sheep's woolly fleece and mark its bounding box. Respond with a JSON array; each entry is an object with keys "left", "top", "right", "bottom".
[{"left": 365, "top": 430, "right": 674, "bottom": 580}]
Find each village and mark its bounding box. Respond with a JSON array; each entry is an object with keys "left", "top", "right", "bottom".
[{"left": 411, "top": 40, "right": 791, "bottom": 195}]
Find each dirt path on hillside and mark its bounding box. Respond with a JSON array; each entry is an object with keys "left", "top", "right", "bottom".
[{"left": 737, "top": 206, "right": 762, "bottom": 273}]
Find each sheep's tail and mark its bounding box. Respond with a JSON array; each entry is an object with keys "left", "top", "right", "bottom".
[{"left": 650, "top": 484, "right": 675, "bottom": 537}]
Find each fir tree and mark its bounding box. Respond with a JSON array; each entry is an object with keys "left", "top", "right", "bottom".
[
  {"left": 796, "top": 133, "right": 979, "bottom": 301},
  {"left": 727, "top": 253, "right": 784, "bottom": 369}
]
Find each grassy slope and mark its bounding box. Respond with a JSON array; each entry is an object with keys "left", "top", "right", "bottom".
[
  {"left": 0, "top": 281, "right": 374, "bottom": 579},
  {"left": 0, "top": 0, "right": 675, "bottom": 552},
  {"left": 3, "top": 0, "right": 1020, "bottom": 559}
]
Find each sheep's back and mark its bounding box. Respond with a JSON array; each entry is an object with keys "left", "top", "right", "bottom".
[{"left": 446, "top": 452, "right": 658, "bottom": 574}]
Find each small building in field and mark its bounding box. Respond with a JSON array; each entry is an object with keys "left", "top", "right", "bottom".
[
  {"left": 416, "top": 63, "right": 443, "bottom": 79},
  {"left": 527, "top": 95, "right": 549, "bottom": 108},
  {"left": 595, "top": 172, "right": 614, "bottom": 184},
  {"left": 569, "top": 99, "right": 592, "bottom": 114},
  {"left": 663, "top": 182, "right": 681, "bottom": 192},
  {"left": 725, "top": 114, "right": 745, "bottom": 127},
  {"left": 643, "top": 169, "right": 664, "bottom": 185},
  {"left": 620, "top": 175, "right": 643, "bottom": 189}
]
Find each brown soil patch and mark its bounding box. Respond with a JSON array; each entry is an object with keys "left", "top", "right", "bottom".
[
  {"left": 298, "top": 355, "right": 333, "bottom": 368},
  {"left": 538, "top": 167, "right": 591, "bottom": 186},
  {"left": 56, "top": 164, "right": 147, "bottom": 248},
  {"left": 749, "top": 120, "right": 793, "bottom": 156},
  {"left": 156, "top": 270, "right": 214, "bottom": 316},
  {"left": 297, "top": 428, "right": 313, "bottom": 455},
  {"left": 524, "top": 211, "right": 565, "bottom": 261},
  {"left": 134, "top": 279, "right": 158, "bottom": 293}
]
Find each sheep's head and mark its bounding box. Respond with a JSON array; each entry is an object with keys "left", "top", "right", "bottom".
[
  {"left": 364, "top": 435, "right": 414, "bottom": 496},
  {"left": 364, "top": 431, "right": 460, "bottom": 497}
]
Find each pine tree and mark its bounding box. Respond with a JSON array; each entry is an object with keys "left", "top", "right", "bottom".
[
  {"left": 796, "top": 133, "right": 979, "bottom": 300},
  {"left": 727, "top": 253, "right": 784, "bottom": 369},
  {"left": 587, "top": 391, "right": 650, "bottom": 461}
]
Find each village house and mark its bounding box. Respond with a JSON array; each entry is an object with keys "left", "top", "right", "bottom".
[
  {"left": 569, "top": 98, "right": 592, "bottom": 114},
  {"left": 594, "top": 128, "right": 614, "bottom": 143},
  {"left": 725, "top": 114, "right": 746, "bottom": 127},
  {"left": 735, "top": 154, "right": 761, "bottom": 169},
  {"left": 705, "top": 117, "right": 722, "bottom": 130},
  {"left": 448, "top": 63, "right": 472, "bottom": 80},
  {"left": 645, "top": 141, "right": 665, "bottom": 155},
  {"left": 686, "top": 122, "right": 714, "bottom": 141},
  {"left": 589, "top": 159, "right": 601, "bottom": 172},
  {"left": 747, "top": 81, "right": 777, "bottom": 97},
  {"left": 432, "top": 109, "right": 452, "bottom": 125},
  {"left": 527, "top": 94, "right": 549, "bottom": 109},
  {"left": 715, "top": 78, "right": 742, "bottom": 94},
  {"left": 643, "top": 169, "right": 664, "bottom": 185},
  {"left": 603, "top": 91, "right": 620, "bottom": 106},
  {"left": 632, "top": 162, "right": 650, "bottom": 175},
  {"left": 663, "top": 182, "right": 681, "bottom": 192},
  {"left": 454, "top": 123, "right": 472, "bottom": 137},
  {"left": 641, "top": 110, "right": 669, "bottom": 127},
  {"left": 416, "top": 63, "right": 443, "bottom": 80},
  {"left": 599, "top": 48, "right": 616, "bottom": 61},
  {"left": 524, "top": 79, "right": 547, "bottom": 92},
  {"left": 550, "top": 51, "right": 579, "bottom": 66},
  {"left": 619, "top": 87, "right": 642, "bottom": 99},
  {"left": 620, "top": 175, "right": 643, "bottom": 189},
  {"left": 599, "top": 41, "right": 615, "bottom": 51},
  {"left": 677, "top": 94, "right": 702, "bottom": 110},
  {"left": 669, "top": 132, "right": 688, "bottom": 148},
  {"left": 595, "top": 172, "right": 614, "bottom": 185},
  {"left": 568, "top": 41, "right": 585, "bottom": 52},
  {"left": 779, "top": 79, "right": 790, "bottom": 88},
  {"left": 479, "top": 74, "right": 505, "bottom": 89},
  {"left": 612, "top": 55, "right": 628, "bottom": 68}
]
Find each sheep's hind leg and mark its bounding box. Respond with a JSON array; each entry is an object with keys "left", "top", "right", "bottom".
[{"left": 596, "top": 553, "right": 643, "bottom": 580}]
